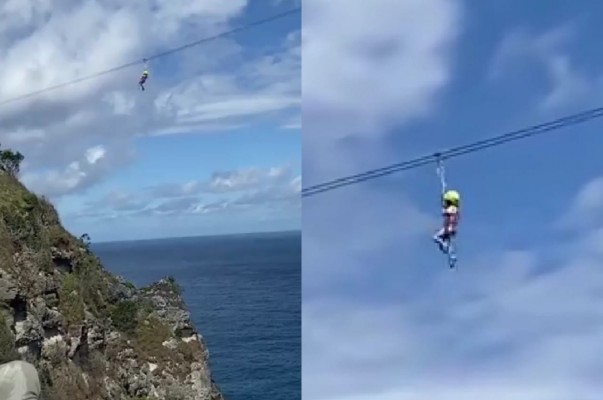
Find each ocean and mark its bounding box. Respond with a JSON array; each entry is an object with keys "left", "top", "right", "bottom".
[{"left": 92, "top": 230, "right": 301, "bottom": 400}]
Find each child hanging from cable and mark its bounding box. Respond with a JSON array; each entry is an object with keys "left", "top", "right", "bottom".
[
  {"left": 433, "top": 189, "right": 460, "bottom": 253},
  {"left": 139, "top": 69, "right": 149, "bottom": 91}
]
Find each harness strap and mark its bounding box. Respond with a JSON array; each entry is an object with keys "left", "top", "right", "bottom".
[{"left": 435, "top": 153, "right": 447, "bottom": 195}]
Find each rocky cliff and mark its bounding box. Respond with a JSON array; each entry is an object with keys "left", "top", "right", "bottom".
[{"left": 0, "top": 174, "right": 225, "bottom": 400}]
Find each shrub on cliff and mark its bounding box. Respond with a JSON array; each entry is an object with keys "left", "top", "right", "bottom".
[
  {"left": 111, "top": 300, "right": 139, "bottom": 334},
  {"left": 0, "top": 312, "right": 19, "bottom": 364},
  {"left": 0, "top": 147, "right": 24, "bottom": 177}
]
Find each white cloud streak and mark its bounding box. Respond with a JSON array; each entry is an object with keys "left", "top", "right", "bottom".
[
  {"left": 72, "top": 165, "right": 300, "bottom": 219},
  {"left": 489, "top": 25, "right": 594, "bottom": 112}
]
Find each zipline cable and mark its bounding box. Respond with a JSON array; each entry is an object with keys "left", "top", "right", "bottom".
[
  {"left": 302, "top": 104, "right": 603, "bottom": 197},
  {"left": 0, "top": 7, "right": 301, "bottom": 107}
]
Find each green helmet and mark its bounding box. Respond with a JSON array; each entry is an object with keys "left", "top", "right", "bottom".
[{"left": 443, "top": 189, "right": 460, "bottom": 203}]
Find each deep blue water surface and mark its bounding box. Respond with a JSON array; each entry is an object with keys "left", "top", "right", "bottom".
[{"left": 92, "top": 231, "right": 301, "bottom": 400}]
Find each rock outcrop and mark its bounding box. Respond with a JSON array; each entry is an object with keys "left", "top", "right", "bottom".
[{"left": 0, "top": 174, "right": 224, "bottom": 399}]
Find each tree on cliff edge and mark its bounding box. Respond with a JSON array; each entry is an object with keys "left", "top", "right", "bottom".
[{"left": 0, "top": 145, "right": 24, "bottom": 177}]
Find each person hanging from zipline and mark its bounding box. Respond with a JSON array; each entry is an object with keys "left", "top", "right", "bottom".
[
  {"left": 432, "top": 154, "right": 460, "bottom": 267},
  {"left": 139, "top": 59, "right": 149, "bottom": 91},
  {"left": 139, "top": 69, "right": 149, "bottom": 91},
  {"left": 433, "top": 189, "right": 460, "bottom": 254}
]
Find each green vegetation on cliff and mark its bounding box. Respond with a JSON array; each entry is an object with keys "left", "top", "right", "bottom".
[{"left": 0, "top": 146, "right": 224, "bottom": 400}]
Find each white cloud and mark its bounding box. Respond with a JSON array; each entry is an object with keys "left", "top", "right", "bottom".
[
  {"left": 209, "top": 165, "right": 291, "bottom": 192},
  {"left": 290, "top": 175, "right": 301, "bottom": 193},
  {"left": 148, "top": 180, "right": 202, "bottom": 198},
  {"left": 103, "top": 91, "right": 136, "bottom": 115},
  {"left": 303, "top": 0, "right": 460, "bottom": 139},
  {"left": 281, "top": 117, "right": 301, "bottom": 130},
  {"left": 85, "top": 145, "right": 105, "bottom": 164},
  {"left": 489, "top": 26, "right": 573, "bottom": 77},
  {"left": 309, "top": 383, "right": 601, "bottom": 400},
  {"left": 97, "top": 189, "right": 147, "bottom": 212},
  {"left": 192, "top": 200, "right": 229, "bottom": 215},
  {"left": 303, "top": 185, "right": 436, "bottom": 294},
  {"left": 151, "top": 196, "right": 199, "bottom": 215},
  {"left": 556, "top": 175, "right": 603, "bottom": 231},
  {"left": 0, "top": 0, "right": 300, "bottom": 198},
  {"left": 304, "top": 236, "right": 603, "bottom": 400},
  {"left": 72, "top": 164, "right": 300, "bottom": 219},
  {"left": 152, "top": 32, "right": 300, "bottom": 134},
  {"left": 157, "top": 95, "right": 299, "bottom": 125},
  {"left": 144, "top": 165, "right": 295, "bottom": 198},
  {"left": 21, "top": 142, "right": 133, "bottom": 197},
  {"left": 539, "top": 55, "right": 590, "bottom": 110},
  {"left": 489, "top": 25, "right": 593, "bottom": 111}
]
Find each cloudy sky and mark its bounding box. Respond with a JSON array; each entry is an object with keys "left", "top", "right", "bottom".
[
  {"left": 0, "top": 0, "right": 301, "bottom": 242},
  {"left": 303, "top": 0, "right": 603, "bottom": 399}
]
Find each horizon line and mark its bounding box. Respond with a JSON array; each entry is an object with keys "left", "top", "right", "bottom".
[{"left": 91, "top": 229, "right": 301, "bottom": 245}]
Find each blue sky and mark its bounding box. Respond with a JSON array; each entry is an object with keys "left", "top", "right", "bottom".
[
  {"left": 303, "top": 0, "right": 603, "bottom": 399},
  {"left": 0, "top": 0, "right": 300, "bottom": 242}
]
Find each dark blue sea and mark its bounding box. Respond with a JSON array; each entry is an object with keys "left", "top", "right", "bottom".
[{"left": 92, "top": 231, "right": 301, "bottom": 400}]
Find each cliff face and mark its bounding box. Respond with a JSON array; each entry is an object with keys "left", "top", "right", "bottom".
[{"left": 0, "top": 175, "right": 224, "bottom": 400}]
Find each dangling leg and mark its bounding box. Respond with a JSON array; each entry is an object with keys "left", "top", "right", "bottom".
[
  {"left": 433, "top": 228, "right": 449, "bottom": 253},
  {"left": 447, "top": 234, "right": 457, "bottom": 268}
]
